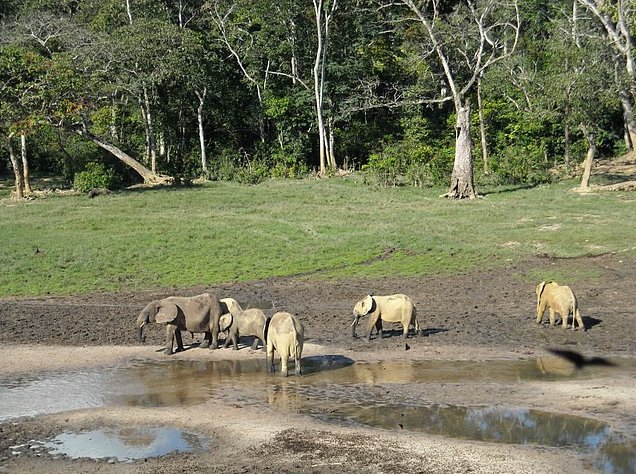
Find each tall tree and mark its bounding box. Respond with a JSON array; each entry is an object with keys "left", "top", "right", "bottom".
[
  {"left": 385, "top": 0, "right": 520, "bottom": 198},
  {"left": 577, "top": 0, "right": 636, "bottom": 150}
]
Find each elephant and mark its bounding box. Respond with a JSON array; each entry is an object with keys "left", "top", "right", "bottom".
[
  {"left": 219, "top": 306, "right": 269, "bottom": 351},
  {"left": 267, "top": 311, "right": 304, "bottom": 376},
  {"left": 136, "top": 293, "right": 224, "bottom": 355},
  {"left": 351, "top": 294, "right": 421, "bottom": 341},
  {"left": 536, "top": 281, "right": 585, "bottom": 331}
]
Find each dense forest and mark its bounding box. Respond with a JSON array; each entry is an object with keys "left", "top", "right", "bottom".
[{"left": 0, "top": 0, "right": 633, "bottom": 198}]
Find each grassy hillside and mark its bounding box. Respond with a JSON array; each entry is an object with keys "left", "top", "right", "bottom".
[{"left": 0, "top": 177, "right": 634, "bottom": 297}]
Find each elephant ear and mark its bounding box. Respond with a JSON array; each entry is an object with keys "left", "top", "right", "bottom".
[
  {"left": 155, "top": 303, "right": 179, "bottom": 324},
  {"left": 360, "top": 295, "right": 374, "bottom": 315},
  {"left": 219, "top": 313, "right": 233, "bottom": 332}
]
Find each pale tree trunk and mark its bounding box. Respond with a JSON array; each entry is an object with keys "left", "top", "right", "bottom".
[
  {"left": 195, "top": 87, "right": 208, "bottom": 175},
  {"left": 142, "top": 85, "right": 158, "bottom": 174},
  {"left": 328, "top": 116, "right": 336, "bottom": 168},
  {"left": 578, "top": 0, "right": 636, "bottom": 151},
  {"left": 312, "top": 0, "right": 337, "bottom": 174},
  {"left": 74, "top": 127, "right": 171, "bottom": 184},
  {"left": 20, "top": 133, "right": 32, "bottom": 194},
  {"left": 125, "top": 0, "right": 133, "bottom": 24},
  {"left": 447, "top": 103, "right": 477, "bottom": 199},
  {"left": 579, "top": 125, "right": 596, "bottom": 190},
  {"left": 618, "top": 89, "right": 636, "bottom": 151},
  {"left": 476, "top": 73, "right": 489, "bottom": 175},
  {"left": 7, "top": 134, "right": 24, "bottom": 200}
]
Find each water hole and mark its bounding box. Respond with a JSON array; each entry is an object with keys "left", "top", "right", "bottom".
[
  {"left": 30, "top": 427, "right": 207, "bottom": 462},
  {"left": 1, "top": 356, "right": 634, "bottom": 472}
]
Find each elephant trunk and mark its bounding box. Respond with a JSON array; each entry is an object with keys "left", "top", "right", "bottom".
[
  {"left": 137, "top": 311, "right": 149, "bottom": 343},
  {"left": 351, "top": 314, "right": 360, "bottom": 338}
]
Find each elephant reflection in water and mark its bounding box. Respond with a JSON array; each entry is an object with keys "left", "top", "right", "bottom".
[{"left": 122, "top": 360, "right": 247, "bottom": 408}]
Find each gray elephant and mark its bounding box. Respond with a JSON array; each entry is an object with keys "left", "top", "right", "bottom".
[
  {"left": 219, "top": 304, "right": 269, "bottom": 351},
  {"left": 136, "top": 293, "right": 224, "bottom": 355},
  {"left": 267, "top": 311, "right": 304, "bottom": 376},
  {"left": 536, "top": 281, "right": 585, "bottom": 331},
  {"left": 351, "top": 294, "right": 421, "bottom": 341}
]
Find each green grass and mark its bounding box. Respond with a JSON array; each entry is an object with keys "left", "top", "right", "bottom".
[{"left": 0, "top": 176, "right": 634, "bottom": 297}]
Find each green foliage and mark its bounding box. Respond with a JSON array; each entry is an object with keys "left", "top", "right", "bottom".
[
  {"left": 73, "top": 162, "right": 117, "bottom": 192},
  {"left": 364, "top": 116, "right": 453, "bottom": 186},
  {"left": 489, "top": 145, "right": 551, "bottom": 185},
  {"left": 0, "top": 177, "right": 633, "bottom": 297}
]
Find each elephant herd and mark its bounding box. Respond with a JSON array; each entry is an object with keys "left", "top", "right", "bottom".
[
  {"left": 136, "top": 293, "right": 304, "bottom": 376},
  {"left": 136, "top": 281, "right": 584, "bottom": 376}
]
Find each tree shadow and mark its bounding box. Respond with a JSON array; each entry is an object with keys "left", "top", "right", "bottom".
[{"left": 479, "top": 183, "right": 538, "bottom": 196}]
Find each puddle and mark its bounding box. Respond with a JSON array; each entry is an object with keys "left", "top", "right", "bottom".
[
  {"left": 39, "top": 427, "right": 207, "bottom": 462},
  {"left": 1, "top": 356, "right": 634, "bottom": 472}
]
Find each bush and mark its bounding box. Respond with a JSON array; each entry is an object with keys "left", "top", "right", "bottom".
[
  {"left": 73, "top": 162, "right": 117, "bottom": 193},
  {"left": 490, "top": 145, "right": 551, "bottom": 185}
]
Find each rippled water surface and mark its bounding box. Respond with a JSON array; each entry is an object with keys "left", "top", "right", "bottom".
[{"left": 1, "top": 356, "right": 634, "bottom": 472}]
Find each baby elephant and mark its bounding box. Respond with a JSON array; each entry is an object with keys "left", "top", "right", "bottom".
[
  {"left": 352, "top": 294, "right": 421, "bottom": 341},
  {"left": 536, "top": 281, "right": 585, "bottom": 331},
  {"left": 219, "top": 305, "right": 269, "bottom": 351},
  {"left": 267, "top": 311, "right": 304, "bottom": 376}
]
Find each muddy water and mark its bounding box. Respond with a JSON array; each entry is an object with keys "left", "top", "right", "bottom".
[
  {"left": 1, "top": 356, "right": 634, "bottom": 471},
  {"left": 36, "top": 427, "right": 207, "bottom": 461}
]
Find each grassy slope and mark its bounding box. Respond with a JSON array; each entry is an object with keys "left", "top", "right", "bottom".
[{"left": 0, "top": 177, "right": 634, "bottom": 297}]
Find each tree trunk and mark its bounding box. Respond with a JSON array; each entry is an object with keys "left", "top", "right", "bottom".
[
  {"left": 7, "top": 134, "right": 24, "bottom": 200},
  {"left": 20, "top": 133, "right": 32, "bottom": 194},
  {"left": 74, "top": 127, "right": 171, "bottom": 184},
  {"left": 447, "top": 103, "right": 477, "bottom": 199},
  {"left": 618, "top": 89, "right": 636, "bottom": 151},
  {"left": 313, "top": 0, "right": 327, "bottom": 175},
  {"left": 476, "top": 74, "right": 489, "bottom": 175},
  {"left": 142, "top": 85, "right": 158, "bottom": 174},
  {"left": 196, "top": 87, "right": 208, "bottom": 175},
  {"left": 579, "top": 125, "right": 596, "bottom": 190}
]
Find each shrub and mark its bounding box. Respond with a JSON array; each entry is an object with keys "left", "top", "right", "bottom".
[{"left": 73, "top": 162, "right": 117, "bottom": 193}]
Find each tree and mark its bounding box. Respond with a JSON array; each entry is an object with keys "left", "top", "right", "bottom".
[
  {"left": 577, "top": 0, "right": 636, "bottom": 150},
  {"left": 385, "top": 0, "right": 520, "bottom": 198}
]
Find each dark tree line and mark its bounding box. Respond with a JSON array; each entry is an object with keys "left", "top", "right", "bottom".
[{"left": 0, "top": 0, "right": 632, "bottom": 198}]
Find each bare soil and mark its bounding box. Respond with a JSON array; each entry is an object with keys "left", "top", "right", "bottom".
[{"left": 0, "top": 251, "right": 635, "bottom": 473}]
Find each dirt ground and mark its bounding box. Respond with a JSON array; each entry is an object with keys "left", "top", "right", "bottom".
[{"left": 0, "top": 250, "right": 635, "bottom": 473}]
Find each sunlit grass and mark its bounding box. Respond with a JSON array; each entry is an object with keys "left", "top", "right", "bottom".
[{"left": 0, "top": 176, "right": 633, "bottom": 297}]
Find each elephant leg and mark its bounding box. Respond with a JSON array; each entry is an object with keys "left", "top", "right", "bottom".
[
  {"left": 574, "top": 309, "right": 585, "bottom": 331},
  {"left": 260, "top": 338, "right": 267, "bottom": 352},
  {"left": 210, "top": 327, "right": 219, "bottom": 350},
  {"left": 231, "top": 334, "right": 239, "bottom": 351},
  {"left": 548, "top": 308, "right": 556, "bottom": 326},
  {"left": 223, "top": 336, "right": 231, "bottom": 349},
  {"left": 267, "top": 343, "right": 276, "bottom": 373},
  {"left": 199, "top": 332, "right": 211, "bottom": 349},
  {"left": 562, "top": 312, "right": 569, "bottom": 329},
  {"left": 174, "top": 330, "right": 184, "bottom": 353},
  {"left": 251, "top": 338, "right": 259, "bottom": 351},
  {"left": 402, "top": 323, "right": 409, "bottom": 339},
  {"left": 164, "top": 325, "right": 177, "bottom": 355},
  {"left": 295, "top": 347, "right": 302, "bottom": 376},
  {"left": 367, "top": 316, "right": 382, "bottom": 342},
  {"left": 536, "top": 302, "right": 546, "bottom": 324},
  {"left": 280, "top": 352, "right": 289, "bottom": 377}
]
